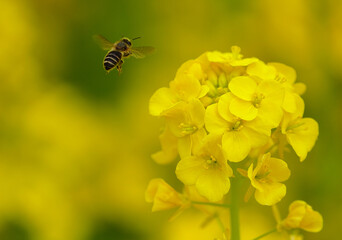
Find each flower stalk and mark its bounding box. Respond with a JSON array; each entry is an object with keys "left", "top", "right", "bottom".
[
  {"left": 230, "top": 176, "right": 240, "bottom": 240},
  {"left": 252, "top": 228, "right": 277, "bottom": 240},
  {"left": 191, "top": 201, "right": 231, "bottom": 208}
]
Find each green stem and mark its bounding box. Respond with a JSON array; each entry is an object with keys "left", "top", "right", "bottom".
[
  {"left": 230, "top": 177, "right": 240, "bottom": 240},
  {"left": 252, "top": 228, "right": 277, "bottom": 240},
  {"left": 271, "top": 205, "right": 281, "bottom": 224},
  {"left": 191, "top": 201, "right": 230, "bottom": 208}
]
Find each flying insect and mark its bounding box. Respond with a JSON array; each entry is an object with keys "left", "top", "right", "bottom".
[{"left": 94, "top": 35, "right": 154, "bottom": 73}]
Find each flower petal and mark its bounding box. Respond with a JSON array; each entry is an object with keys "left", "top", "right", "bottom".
[
  {"left": 205, "top": 103, "right": 231, "bottom": 134},
  {"left": 178, "top": 135, "right": 192, "bottom": 159},
  {"left": 248, "top": 163, "right": 264, "bottom": 191},
  {"left": 293, "top": 82, "right": 306, "bottom": 95},
  {"left": 258, "top": 99, "right": 283, "bottom": 128},
  {"left": 190, "top": 128, "right": 207, "bottom": 155},
  {"left": 164, "top": 102, "right": 187, "bottom": 137},
  {"left": 283, "top": 92, "right": 298, "bottom": 113},
  {"left": 247, "top": 61, "right": 277, "bottom": 80},
  {"left": 286, "top": 118, "right": 319, "bottom": 161},
  {"left": 254, "top": 182, "right": 286, "bottom": 206},
  {"left": 269, "top": 62, "right": 296, "bottom": 85},
  {"left": 145, "top": 178, "right": 183, "bottom": 212},
  {"left": 300, "top": 209, "right": 323, "bottom": 232},
  {"left": 267, "top": 157, "right": 291, "bottom": 182},
  {"left": 230, "top": 58, "right": 259, "bottom": 67},
  {"left": 196, "top": 169, "right": 230, "bottom": 202},
  {"left": 222, "top": 130, "right": 250, "bottom": 162},
  {"left": 149, "top": 87, "right": 179, "bottom": 116},
  {"left": 230, "top": 96, "right": 258, "bottom": 121},
  {"left": 229, "top": 76, "right": 257, "bottom": 101},
  {"left": 170, "top": 74, "right": 202, "bottom": 101},
  {"left": 244, "top": 116, "right": 272, "bottom": 137},
  {"left": 218, "top": 92, "right": 236, "bottom": 122},
  {"left": 242, "top": 126, "right": 269, "bottom": 148},
  {"left": 257, "top": 80, "right": 284, "bottom": 104},
  {"left": 176, "top": 156, "right": 205, "bottom": 185},
  {"left": 282, "top": 200, "right": 323, "bottom": 232},
  {"left": 151, "top": 127, "right": 178, "bottom": 164},
  {"left": 176, "top": 61, "right": 203, "bottom": 81},
  {"left": 188, "top": 98, "right": 206, "bottom": 127},
  {"left": 206, "top": 51, "right": 230, "bottom": 62}
]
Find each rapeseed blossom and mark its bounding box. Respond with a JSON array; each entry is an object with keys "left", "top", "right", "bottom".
[
  {"left": 280, "top": 200, "right": 323, "bottom": 233},
  {"left": 228, "top": 76, "right": 284, "bottom": 127},
  {"left": 176, "top": 134, "right": 233, "bottom": 201},
  {"left": 147, "top": 46, "right": 322, "bottom": 239},
  {"left": 205, "top": 93, "right": 270, "bottom": 162},
  {"left": 281, "top": 95, "right": 319, "bottom": 161},
  {"left": 247, "top": 153, "right": 291, "bottom": 205},
  {"left": 145, "top": 178, "right": 186, "bottom": 212}
]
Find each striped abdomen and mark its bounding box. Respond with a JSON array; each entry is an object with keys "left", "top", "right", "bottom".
[{"left": 103, "top": 50, "right": 122, "bottom": 71}]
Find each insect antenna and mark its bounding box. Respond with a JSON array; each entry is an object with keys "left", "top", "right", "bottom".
[{"left": 132, "top": 37, "right": 141, "bottom": 41}]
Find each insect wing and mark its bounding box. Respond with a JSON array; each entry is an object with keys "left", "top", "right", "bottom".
[
  {"left": 93, "top": 35, "right": 114, "bottom": 50},
  {"left": 130, "top": 46, "right": 155, "bottom": 58}
]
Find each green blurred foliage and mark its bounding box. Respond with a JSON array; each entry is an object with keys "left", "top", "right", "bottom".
[{"left": 0, "top": 0, "right": 341, "bottom": 239}]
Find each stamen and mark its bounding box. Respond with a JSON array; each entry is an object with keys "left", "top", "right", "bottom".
[
  {"left": 232, "top": 120, "right": 243, "bottom": 131},
  {"left": 275, "top": 73, "right": 287, "bottom": 83},
  {"left": 179, "top": 123, "right": 198, "bottom": 135},
  {"left": 252, "top": 93, "right": 265, "bottom": 108},
  {"left": 205, "top": 155, "right": 218, "bottom": 169},
  {"left": 210, "top": 155, "right": 217, "bottom": 163},
  {"left": 256, "top": 171, "right": 271, "bottom": 180}
]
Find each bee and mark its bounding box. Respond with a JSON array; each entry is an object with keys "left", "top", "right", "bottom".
[{"left": 94, "top": 35, "right": 154, "bottom": 74}]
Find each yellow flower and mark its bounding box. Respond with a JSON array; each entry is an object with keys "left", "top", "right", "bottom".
[
  {"left": 206, "top": 46, "right": 258, "bottom": 67},
  {"left": 281, "top": 95, "right": 319, "bottom": 161},
  {"left": 246, "top": 60, "right": 277, "bottom": 81},
  {"left": 280, "top": 200, "right": 323, "bottom": 232},
  {"left": 270, "top": 62, "right": 307, "bottom": 114},
  {"left": 149, "top": 46, "right": 257, "bottom": 116},
  {"left": 247, "top": 153, "right": 291, "bottom": 205},
  {"left": 164, "top": 98, "right": 206, "bottom": 158},
  {"left": 228, "top": 75, "right": 284, "bottom": 127},
  {"left": 247, "top": 61, "right": 306, "bottom": 114},
  {"left": 149, "top": 87, "right": 180, "bottom": 116},
  {"left": 149, "top": 60, "right": 208, "bottom": 116},
  {"left": 145, "top": 178, "right": 185, "bottom": 212},
  {"left": 196, "top": 46, "right": 258, "bottom": 107},
  {"left": 176, "top": 134, "right": 233, "bottom": 202},
  {"left": 205, "top": 93, "right": 270, "bottom": 162},
  {"left": 151, "top": 126, "right": 178, "bottom": 164},
  {"left": 269, "top": 62, "right": 306, "bottom": 95}
]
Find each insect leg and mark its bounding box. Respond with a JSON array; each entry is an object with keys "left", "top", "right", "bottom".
[{"left": 116, "top": 60, "right": 124, "bottom": 74}]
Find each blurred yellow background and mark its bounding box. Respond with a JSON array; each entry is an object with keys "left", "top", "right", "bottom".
[{"left": 0, "top": 0, "right": 341, "bottom": 239}]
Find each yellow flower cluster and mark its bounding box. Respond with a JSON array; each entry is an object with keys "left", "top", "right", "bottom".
[
  {"left": 146, "top": 46, "right": 322, "bottom": 239},
  {"left": 148, "top": 46, "right": 318, "bottom": 205}
]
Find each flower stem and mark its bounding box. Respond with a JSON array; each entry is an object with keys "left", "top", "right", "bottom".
[
  {"left": 252, "top": 228, "right": 277, "bottom": 240},
  {"left": 271, "top": 204, "right": 281, "bottom": 224},
  {"left": 230, "top": 177, "right": 240, "bottom": 240},
  {"left": 191, "top": 201, "right": 231, "bottom": 208}
]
